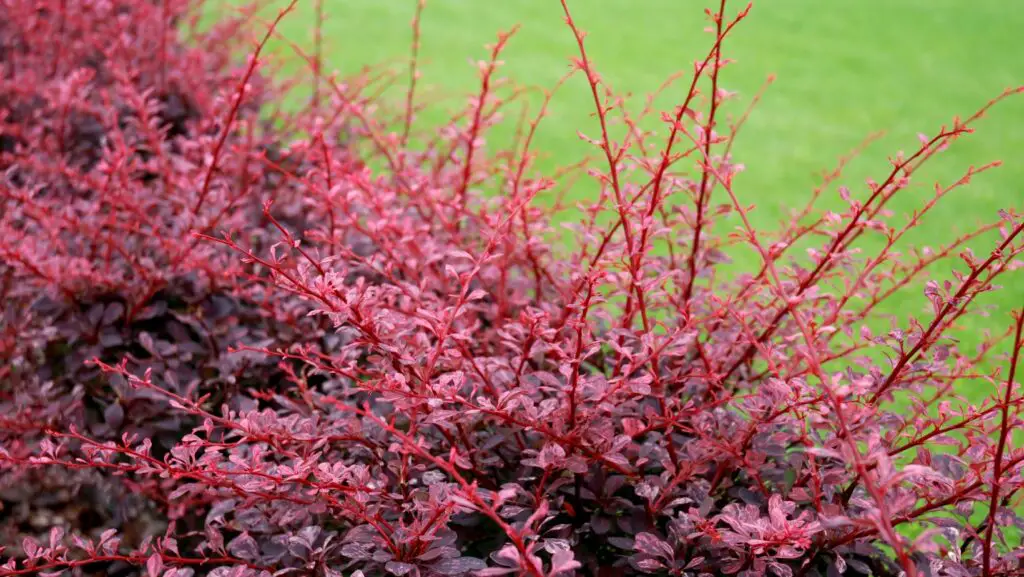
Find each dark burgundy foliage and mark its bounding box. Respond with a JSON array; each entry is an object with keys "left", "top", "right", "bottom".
[{"left": 2, "top": 0, "right": 1023, "bottom": 576}]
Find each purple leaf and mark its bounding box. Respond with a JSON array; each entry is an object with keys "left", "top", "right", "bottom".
[
  {"left": 146, "top": 553, "right": 163, "bottom": 577},
  {"left": 385, "top": 561, "right": 416, "bottom": 576},
  {"left": 432, "top": 557, "right": 487, "bottom": 575},
  {"left": 226, "top": 533, "right": 259, "bottom": 561},
  {"left": 633, "top": 532, "right": 673, "bottom": 560}
]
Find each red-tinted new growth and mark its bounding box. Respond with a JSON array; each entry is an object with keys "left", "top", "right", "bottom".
[{"left": 1, "top": 1, "right": 1022, "bottom": 576}]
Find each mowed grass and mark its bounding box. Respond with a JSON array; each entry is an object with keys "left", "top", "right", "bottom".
[{"left": 220, "top": 0, "right": 1024, "bottom": 386}]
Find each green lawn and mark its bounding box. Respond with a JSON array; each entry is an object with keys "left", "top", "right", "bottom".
[{"left": 224, "top": 0, "right": 1024, "bottom": 365}]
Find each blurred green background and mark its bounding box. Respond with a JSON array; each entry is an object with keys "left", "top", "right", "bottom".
[{"left": 220, "top": 0, "right": 1024, "bottom": 380}]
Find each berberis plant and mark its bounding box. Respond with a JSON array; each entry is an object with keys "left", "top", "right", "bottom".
[{"left": 1, "top": 0, "right": 1022, "bottom": 575}]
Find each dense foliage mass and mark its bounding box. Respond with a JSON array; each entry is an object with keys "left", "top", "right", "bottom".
[{"left": 1, "top": 1, "right": 1023, "bottom": 576}]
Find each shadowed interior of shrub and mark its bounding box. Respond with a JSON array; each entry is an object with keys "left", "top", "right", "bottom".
[{"left": 1, "top": 1, "right": 1023, "bottom": 576}]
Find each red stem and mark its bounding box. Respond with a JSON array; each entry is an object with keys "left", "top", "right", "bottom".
[
  {"left": 312, "top": 0, "right": 323, "bottom": 110},
  {"left": 400, "top": 0, "right": 427, "bottom": 150},
  {"left": 982, "top": 310, "right": 1024, "bottom": 576},
  {"left": 455, "top": 27, "right": 519, "bottom": 207},
  {"left": 870, "top": 218, "right": 1024, "bottom": 404},
  {"left": 193, "top": 0, "right": 298, "bottom": 215}
]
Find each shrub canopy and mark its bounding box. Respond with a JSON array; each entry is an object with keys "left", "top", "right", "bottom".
[{"left": 1, "top": 1, "right": 1023, "bottom": 576}]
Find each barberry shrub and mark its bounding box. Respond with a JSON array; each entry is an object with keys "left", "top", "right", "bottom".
[
  {"left": 0, "top": 0, "right": 349, "bottom": 556},
  {"left": 2, "top": 0, "right": 1023, "bottom": 576}
]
